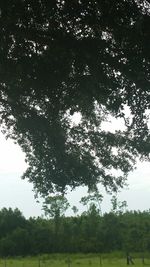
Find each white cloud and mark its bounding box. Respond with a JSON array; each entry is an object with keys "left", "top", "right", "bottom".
[
  {"left": 0, "top": 173, "right": 43, "bottom": 218},
  {"left": 0, "top": 133, "right": 27, "bottom": 173}
]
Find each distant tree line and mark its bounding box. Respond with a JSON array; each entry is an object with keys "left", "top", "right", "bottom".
[{"left": 0, "top": 206, "right": 150, "bottom": 256}]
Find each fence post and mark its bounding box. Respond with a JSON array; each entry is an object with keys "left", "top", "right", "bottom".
[
  {"left": 99, "top": 255, "right": 102, "bottom": 266},
  {"left": 67, "top": 257, "right": 71, "bottom": 267},
  {"left": 4, "top": 258, "right": 6, "bottom": 267}
]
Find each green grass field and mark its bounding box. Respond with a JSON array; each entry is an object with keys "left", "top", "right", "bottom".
[{"left": 0, "top": 254, "right": 149, "bottom": 267}]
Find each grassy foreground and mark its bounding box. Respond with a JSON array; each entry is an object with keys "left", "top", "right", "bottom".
[{"left": 0, "top": 254, "right": 148, "bottom": 267}]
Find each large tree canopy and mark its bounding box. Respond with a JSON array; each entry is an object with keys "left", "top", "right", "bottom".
[{"left": 0, "top": 0, "right": 150, "bottom": 196}]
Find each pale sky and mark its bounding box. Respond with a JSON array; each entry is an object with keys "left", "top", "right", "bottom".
[{"left": 0, "top": 131, "right": 150, "bottom": 218}]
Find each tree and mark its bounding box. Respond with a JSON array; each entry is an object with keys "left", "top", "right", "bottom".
[
  {"left": 80, "top": 188, "right": 103, "bottom": 215},
  {"left": 42, "top": 194, "right": 70, "bottom": 250},
  {"left": 42, "top": 194, "right": 69, "bottom": 230},
  {"left": 111, "top": 195, "right": 128, "bottom": 214},
  {"left": 42, "top": 195, "right": 70, "bottom": 219},
  {"left": 72, "top": 206, "right": 79, "bottom": 216},
  {"left": 10, "top": 227, "right": 31, "bottom": 256},
  {"left": 0, "top": 208, "right": 26, "bottom": 238},
  {"left": 0, "top": 1, "right": 150, "bottom": 196}
]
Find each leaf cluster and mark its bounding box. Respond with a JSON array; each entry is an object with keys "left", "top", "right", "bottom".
[{"left": 0, "top": 0, "right": 150, "bottom": 195}]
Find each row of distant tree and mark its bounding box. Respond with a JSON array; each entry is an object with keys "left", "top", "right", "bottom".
[{"left": 0, "top": 198, "right": 150, "bottom": 256}]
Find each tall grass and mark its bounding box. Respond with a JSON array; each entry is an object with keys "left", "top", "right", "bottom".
[{"left": 0, "top": 253, "right": 149, "bottom": 267}]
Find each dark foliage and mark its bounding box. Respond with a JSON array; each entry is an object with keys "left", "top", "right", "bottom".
[
  {"left": 0, "top": 1, "right": 150, "bottom": 195},
  {"left": 0, "top": 207, "right": 150, "bottom": 256}
]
